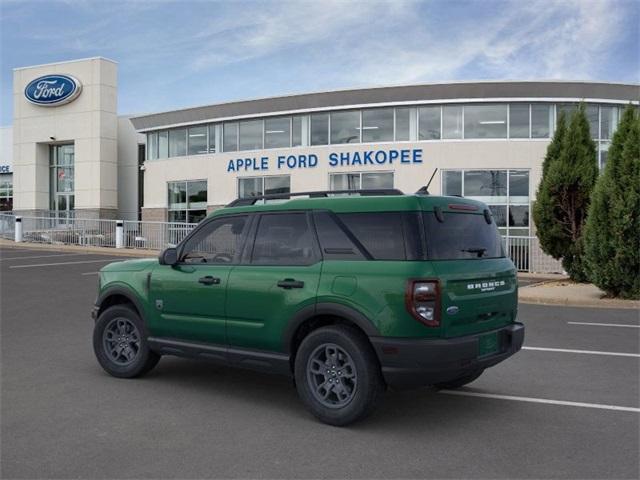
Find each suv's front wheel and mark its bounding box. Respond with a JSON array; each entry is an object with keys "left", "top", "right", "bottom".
[
  {"left": 93, "top": 305, "right": 160, "bottom": 378},
  {"left": 294, "top": 325, "right": 384, "bottom": 426}
]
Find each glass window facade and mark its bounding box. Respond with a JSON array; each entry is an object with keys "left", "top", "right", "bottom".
[
  {"left": 142, "top": 102, "right": 624, "bottom": 162},
  {"left": 419, "top": 106, "right": 441, "bottom": 140},
  {"left": 395, "top": 107, "right": 411, "bottom": 141},
  {"left": 208, "top": 124, "right": 216, "bottom": 153},
  {"left": 329, "top": 172, "right": 394, "bottom": 191},
  {"left": 330, "top": 110, "right": 360, "bottom": 144},
  {"left": 187, "top": 126, "right": 208, "bottom": 156},
  {"left": 600, "top": 106, "right": 619, "bottom": 140},
  {"left": 223, "top": 122, "right": 238, "bottom": 152},
  {"left": 238, "top": 175, "right": 291, "bottom": 199},
  {"left": 464, "top": 104, "right": 507, "bottom": 139},
  {"left": 239, "top": 120, "right": 263, "bottom": 151},
  {"left": 158, "top": 131, "right": 168, "bottom": 159},
  {"left": 168, "top": 180, "right": 207, "bottom": 223},
  {"left": 265, "top": 117, "right": 291, "bottom": 149},
  {"left": 310, "top": 113, "right": 329, "bottom": 145},
  {"left": 0, "top": 173, "right": 13, "bottom": 211},
  {"left": 168, "top": 128, "right": 187, "bottom": 157},
  {"left": 442, "top": 169, "right": 530, "bottom": 236},
  {"left": 509, "top": 104, "right": 529, "bottom": 138},
  {"left": 531, "top": 104, "right": 552, "bottom": 138},
  {"left": 362, "top": 108, "right": 393, "bottom": 143},
  {"left": 442, "top": 170, "right": 462, "bottom": 196},
  {"left": 442, "top": 105, "right": 463, "bottom": 139},
  {"left": 292, "top": 116, "right": 303, "bottom": 147},
  {"left": 49, "top": 144, "right": 75, "bottom": 219},
  {"left": 147, "top": 132, "right": 158, "bottom": 160}
]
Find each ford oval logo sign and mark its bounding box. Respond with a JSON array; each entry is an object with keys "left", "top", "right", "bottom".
[{"left": 24, "top": 74, "right": 82, "bottom": 106}]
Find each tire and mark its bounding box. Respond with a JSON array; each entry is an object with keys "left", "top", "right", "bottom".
[
  {"left": 93, "top": 304, "right": 160, "bottom": 378},
  {"left": 434, "top": 369, "right": 484, "bottom": 390},
  {"left": 294, "top": 325, "right": 384, "bottom": 426}
]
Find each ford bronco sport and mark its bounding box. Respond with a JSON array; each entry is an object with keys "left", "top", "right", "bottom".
[{"left": 92, "top": 189, "right": 524, "bottom": 426}]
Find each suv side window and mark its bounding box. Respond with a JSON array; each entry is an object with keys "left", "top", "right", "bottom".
[
  {"left": 313, "top": 211, "right": 366, "bottom": 260},
  {"left": 337, "top": 212, "right": 422, "bottom": 260},
  {"left": 181, "top": 215, "right": 248, "bottom": 264},
  {"left": 251, "top": 213, "right": 318, "bottom": 265}
]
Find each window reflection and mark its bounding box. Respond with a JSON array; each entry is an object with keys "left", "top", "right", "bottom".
[
  {"left": 464, "top": 104, "right": 507, "bottom": 139},
  {"left": 362, "top": 108, "right": 393, "bottom": 143},
  {"left": 330, "top": 111, "right": 360, "bottom": 144},
  {"left": 419, "top": 106, "right": 441, "bottom": 140}
]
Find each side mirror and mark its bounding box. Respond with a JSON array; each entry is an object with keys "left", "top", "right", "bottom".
[{"left": 159, "top": 247, "right": 178, "bottom": 266}]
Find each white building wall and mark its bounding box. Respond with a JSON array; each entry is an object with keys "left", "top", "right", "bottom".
[
  {"left": 12, "top": 57, "right": 118, "bottom": 217},
  {"left": 141, "top": 140, "right": 549, "bottom": 216}
]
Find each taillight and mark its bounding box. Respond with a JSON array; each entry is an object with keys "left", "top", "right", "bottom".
[{"left": 405, "top": 280, "right": 440, "bottom": 327}]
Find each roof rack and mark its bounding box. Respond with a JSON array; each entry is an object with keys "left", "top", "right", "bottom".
[{"left": 226, "top": 189, "right": 404, "bottom": 207}]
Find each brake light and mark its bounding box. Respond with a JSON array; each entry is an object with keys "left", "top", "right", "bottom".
[
  {"left": 448, "top": 203, "right": 478, "bottom": 211},
  {"left": 405, "top": 280, "right": 440, "bottom": 327}
]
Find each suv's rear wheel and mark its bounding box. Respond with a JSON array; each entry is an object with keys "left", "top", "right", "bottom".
[
  {"left": 93, "top": 305, "right": 160, "bottom": 378},
  {"left": 294, "top": 325, "right": 384, "bottom": 426}
]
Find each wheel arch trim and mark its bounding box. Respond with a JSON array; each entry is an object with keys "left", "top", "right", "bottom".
[
  {"left": 95, "top": 285, "right": 147, "bottom": 320},
  {"left": 282, "top": 302, "right": 380, "bottom": 354}
]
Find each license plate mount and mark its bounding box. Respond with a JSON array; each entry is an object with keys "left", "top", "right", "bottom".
[{"left": 478, "top": 331, "right": 499, "bottom": 357}]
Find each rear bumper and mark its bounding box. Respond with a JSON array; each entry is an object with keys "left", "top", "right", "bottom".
[{"left": 370, "top": 323, "right": 524, "bottom": 389}]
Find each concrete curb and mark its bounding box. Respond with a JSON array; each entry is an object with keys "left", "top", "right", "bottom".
[
  {"left": 519, "top": 284, "right": 640, "bottom": 310},
  {"left": 0, "top": 239, "right": 158, "bottom": 258}
]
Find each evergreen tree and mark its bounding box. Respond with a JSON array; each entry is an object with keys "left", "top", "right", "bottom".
[
  {"left": 532, "top": 112, "right": 567, "bottom": 260},
  {"left": 584, "top": 106, "right": 640, "bottom": 298},
  {"left": 533, "top": 104, "right": 598, "bottom": 281}
]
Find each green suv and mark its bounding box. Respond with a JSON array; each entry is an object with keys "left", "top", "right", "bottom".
[{"left": 92, "top": 190, "right": 524, "bottom": 425}]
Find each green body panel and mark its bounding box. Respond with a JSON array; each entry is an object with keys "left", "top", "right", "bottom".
[
  {"left": 96, "top": 194, "right": 518, "bottom": 352},
  {"left": 147, "top": 264, "right": 233, "bottom": 344},
  {"left": 431, "top": 258, "right": 517, "bottom": 337},
  {"left": 317, "top": 260, "right": 441, "bottom": 338},
  {"left": 226, "top": 264, "right": 321, "bottom": 351}
]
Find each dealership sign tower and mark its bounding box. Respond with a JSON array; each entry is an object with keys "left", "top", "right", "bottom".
[{"left": 12, "top": 57, "right": 121, "bottom": 219}]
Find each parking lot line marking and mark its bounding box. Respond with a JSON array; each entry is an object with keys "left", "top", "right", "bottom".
[
  {"left": 568, "top": 321, "right": 640, "bottom": 329},
  {"left": 9, "top": 259, "right": 121, "bottom": 269},
  {"left": 439, "top": 390, "right": 640, "bottom": 413},
  {"left": 523, "top": 346, "right": 640, "bottom": 358},
  {"left": 0, "top": 253, "right": 87, "bottom": 261},
  {"left": 81, "top": 271, "right": 99, "bottom": 275}
]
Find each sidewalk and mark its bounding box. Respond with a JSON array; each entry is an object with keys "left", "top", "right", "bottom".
[{"left": 519, "top": 278, "right": 640, "bottom": 310}]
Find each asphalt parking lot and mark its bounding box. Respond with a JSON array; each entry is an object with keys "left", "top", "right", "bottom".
[{"left": 1, "top": 245, "right": 638, "bottom": 479}]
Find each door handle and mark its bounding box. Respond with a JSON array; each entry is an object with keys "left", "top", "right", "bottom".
[
  {"left": 277, "top": 278, "right": 305, "bottom": 289},
  {"left": 198, "top": 276, "right": 221, "bottom": 285}
]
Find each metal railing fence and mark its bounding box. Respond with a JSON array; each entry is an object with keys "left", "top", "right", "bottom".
[
  {"left": 0, "top": 213, "right": 15, "bottom": 240},
  {"left": 20, "top": 216, "right": 118, "bottom": 247},
  {"left": 503, "top": 235, "right": 564, "bottom": 274},
  {"left": 1, "top": 214, "right": 564, "bottom": 274},
  {"left": 122, "top": 220, "right": 197, "bottom": 250}
]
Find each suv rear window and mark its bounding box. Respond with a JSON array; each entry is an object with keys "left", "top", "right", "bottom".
[{"left": 423, "top": 212, "right": 504, "bottom": 260}]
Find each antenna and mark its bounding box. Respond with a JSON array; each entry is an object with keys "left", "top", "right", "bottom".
[{"left": 416, "top": 168, "right": 438, "bottom": 195}]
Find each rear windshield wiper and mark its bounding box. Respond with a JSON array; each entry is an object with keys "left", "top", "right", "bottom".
[{"left": 461, "top": 247, "right": 487, "bottom": 258}]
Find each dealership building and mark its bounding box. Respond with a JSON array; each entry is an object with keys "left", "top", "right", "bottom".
[{"left": 4, "top": 57, "right": 638, "bottom": 239}]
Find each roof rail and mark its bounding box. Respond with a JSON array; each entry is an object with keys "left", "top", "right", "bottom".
[{"left": 226, "top": 188, "right": 404, "bottom": 207}]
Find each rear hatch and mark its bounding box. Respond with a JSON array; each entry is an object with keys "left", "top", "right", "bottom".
[{"left": 422, "top": 208, "right": 518, "bottom": 339}]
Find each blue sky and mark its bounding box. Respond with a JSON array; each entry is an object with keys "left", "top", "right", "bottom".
[{"left": 1, "top": 0, "right": 638, "bottom": 126}]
